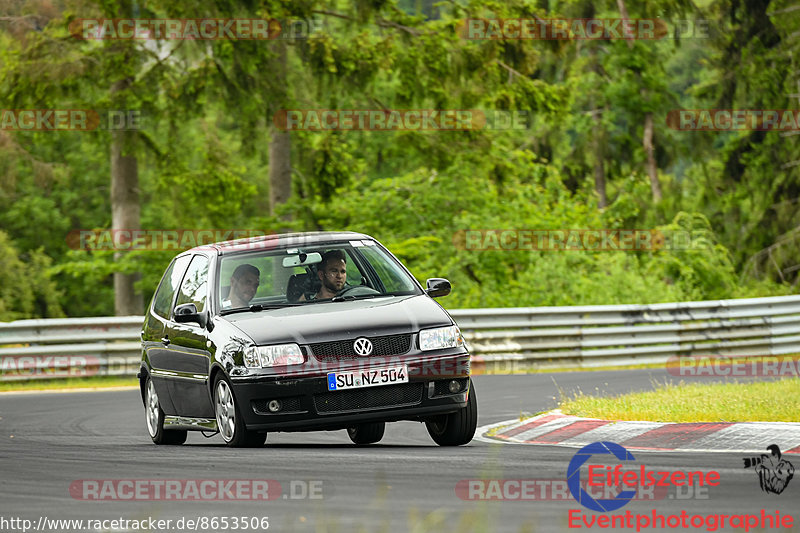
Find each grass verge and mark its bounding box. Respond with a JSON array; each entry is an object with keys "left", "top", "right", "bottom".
[
  {"left": 558, "top": 378, "right": 800, "bottom": 423},
  {"left": 0, "top": 376, "right": 138, "bottom": 392},
  {"left": 474, "top": 354, "right": 800, "bottom": 375}
]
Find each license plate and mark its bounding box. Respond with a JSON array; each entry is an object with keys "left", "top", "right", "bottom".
[{"left": 327, "top": 365, "right": 408, "bottom": 391}]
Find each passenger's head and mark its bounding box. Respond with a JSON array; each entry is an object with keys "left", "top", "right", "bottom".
[
  {"left": 317, "top": 250, "right": 347, "bottom": 295},
  {"left": 229, "top": 264, "right": 260, "bottom": 307}
]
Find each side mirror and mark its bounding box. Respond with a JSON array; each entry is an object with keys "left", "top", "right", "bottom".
[
  {"left": 425, "top": 278, "right": 451, "bottom": 298},
  {"left": 174, "top": 302, "right": 207, "bottom": 328}
]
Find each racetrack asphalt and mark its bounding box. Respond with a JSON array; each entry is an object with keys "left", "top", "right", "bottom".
[{"left": 0, "top": 370, "right": 797, "bottom": 532}]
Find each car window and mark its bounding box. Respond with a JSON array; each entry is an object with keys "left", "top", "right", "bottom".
[
  {"left": 175, "top": 255, "right": 210, "bottom": 313},
  {"left": 345, "top": 250, "right": 365, "bottom": 285},
  {"left": 358, "top": 245, "right": 418, "bottom": 293},
  {"left": 152, "top": 255, "right": 192, "bottom": 319},
  {"left": 218, "top": 256, "right": 276, "bottom": 304},
  {"left": 217, "top": 242, "right": 421, "bottom": 308}
]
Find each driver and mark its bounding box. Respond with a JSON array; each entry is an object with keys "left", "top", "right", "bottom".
[{"left": 302, "top": 250, "right": 347, "bottom": 300}]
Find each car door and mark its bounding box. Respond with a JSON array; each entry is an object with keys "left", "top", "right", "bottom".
[
  {"left": 144, "top": 254, "right": 192, "bottom": 415},
  {"left": 163, "top": 254, "right": 215, "bottom": 418}
]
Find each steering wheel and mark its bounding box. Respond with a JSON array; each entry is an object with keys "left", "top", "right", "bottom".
[{"left": 336, "top": 285, "right": 381, "bottom": 297}]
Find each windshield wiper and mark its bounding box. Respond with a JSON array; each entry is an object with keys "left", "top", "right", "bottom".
[
  {"left": 220, "top": 303, "right": 301, "bottom": 316},
  {"left": 330, "top": 293, "right": 383, "bottom": 302}
]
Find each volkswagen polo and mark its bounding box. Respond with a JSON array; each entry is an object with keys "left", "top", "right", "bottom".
[{"left": 138, "top": 231, "right": 476, "bottom": 447}]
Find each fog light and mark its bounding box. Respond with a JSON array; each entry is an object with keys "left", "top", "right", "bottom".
[
  {"left": 448, "top": 380, "right": 461, "bottom": 393},
  {"left": 267, "top": 400, "right": 282, "bottom": 412}
]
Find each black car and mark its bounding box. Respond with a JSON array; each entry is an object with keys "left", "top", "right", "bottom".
[{"left": 139, "top": 231, "right": 476, "bottom": 447}]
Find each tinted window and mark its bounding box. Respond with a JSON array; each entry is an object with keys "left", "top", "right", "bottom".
[
  {"left": 175, "top": 255, "right": 210, "bottom": 313},
  {"left": 153, "top": 255, "right": 192, "bottom": 319}
]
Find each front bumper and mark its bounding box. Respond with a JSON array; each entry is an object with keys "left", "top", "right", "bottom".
[{"left": 230, "top": 353, "right": 471, "bottom": 432}]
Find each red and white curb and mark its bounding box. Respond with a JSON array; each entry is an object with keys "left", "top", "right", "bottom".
[{"left": 475, "top": 410, "right": 800, "bottom": 454}]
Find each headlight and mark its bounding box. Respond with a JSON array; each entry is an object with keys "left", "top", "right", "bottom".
[
  {"left": 244, "top": 343, "right": 304, "bottom": 368},
  {"left": 419, "top": 325, "right": 464, "bottom": 351}
]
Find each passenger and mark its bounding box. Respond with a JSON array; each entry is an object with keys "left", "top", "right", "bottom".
[{"left": 222, "top": 264, "right": 260, "bottom": 308}]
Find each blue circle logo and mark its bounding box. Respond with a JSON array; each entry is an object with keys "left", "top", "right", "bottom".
[{"left": 567, "top": 441, "right": 637, "bottom": 512}]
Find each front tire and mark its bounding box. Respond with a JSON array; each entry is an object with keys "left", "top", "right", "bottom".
[
  {"left": 347, "top": 422, "right": 385, "bottom": 444},
  {"left": 214, "top": 375, "right": 267, "bottom": 448},
  {"left": 144, "top": 376, "right": 187, "bottom": 445},
  {"left": 425, "top": 379, "right": 477, "bottom": 446}
]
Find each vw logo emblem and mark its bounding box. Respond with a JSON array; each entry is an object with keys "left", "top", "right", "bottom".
[{"left": 353, "top": 337, "right": 373, "bottom": 356}]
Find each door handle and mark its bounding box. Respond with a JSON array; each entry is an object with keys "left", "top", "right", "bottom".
[{"left": 161, "top": 336, "right": 170, "bottom": 345}]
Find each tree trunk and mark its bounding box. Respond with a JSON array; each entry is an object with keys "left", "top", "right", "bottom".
[
  {"left": 616, "top": 0, "right": 632, "bottom": 38},
  {"left": 589, "top": 45, "right": 607, "bottom": 208},
  {"left": 591, "top": 121, "right": 607, "bottom": 208},
  {"left": 111, "top": 78, "right": 142, "bottom": 316},
  {"left": 617, "top": 0, "right": 662, "bottom": 203},
  {"left": 269, "top": 41, "right": 292, "bottom": 219},
  {"left": 643, "top": 112, "right": 662, "bottom": 202},
  {"left": 269, "top": 130, "right": 291, "bottom": 213}
]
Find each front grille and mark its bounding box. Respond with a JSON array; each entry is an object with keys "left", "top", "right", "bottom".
[
  {"left": 314, "top": 382, "right": 424, "bottom": 414},
  {"left": 433, "top": 378, "right": 470, "bottom": 397},
  {"left": 252, "top": 397, "right": 304, "bottom": 415},
  {"left": 309, "top": 334, "right": 412, "bottom": 361}
]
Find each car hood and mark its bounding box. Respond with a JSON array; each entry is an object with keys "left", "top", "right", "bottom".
[{"left": 221, "top": 295, "right": 453, "bottom": 345}]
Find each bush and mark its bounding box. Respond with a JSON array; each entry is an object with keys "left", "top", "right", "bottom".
[
  {"left": 300, "top": 152, "right": 782, "bottom": 308},
  {"left": 0, "top": 230, "right": 63, "bottom": 321}
]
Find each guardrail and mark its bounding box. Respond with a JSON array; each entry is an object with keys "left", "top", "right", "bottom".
[
  {"left": 1, "top": 295, "right": 799, "bottom": 380},
  {"left": 452, "top": 295, "right": 800, "bottom": 372},
  {"left": 0, "top": 316, "right": 143, "bottom": 381}
]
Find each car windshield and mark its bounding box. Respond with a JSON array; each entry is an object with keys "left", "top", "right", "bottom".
[{"left": 217, "top": 240, "right": 421, "bottom": 312}]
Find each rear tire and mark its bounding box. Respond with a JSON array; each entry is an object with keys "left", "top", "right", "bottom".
[
  {"left": 347, "top": 422, "right": 385, "bottom": 444},
  {"left": 214, "top": 375, "right": 267, "bottom": 448},
  {"left": 144, "top": 376, "right": 187, "bottom": 445},
  {"left": 425, "top": 379, "right": 477, "bottom": 446}
]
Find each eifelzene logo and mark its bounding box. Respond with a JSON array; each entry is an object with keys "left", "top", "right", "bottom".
[{"left": 743, "top": 445, "right": 795, "bottom": 495}]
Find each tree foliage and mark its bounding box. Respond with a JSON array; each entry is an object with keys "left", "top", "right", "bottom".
[{"left": 0, "top": 0, "right": 796, "bottom": 318}]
